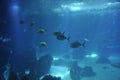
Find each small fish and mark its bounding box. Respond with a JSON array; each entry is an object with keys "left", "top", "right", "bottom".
[
  {"left": 70, "top": 41, "right": 85, "bottom": 48},
  {"left": 38, "top": 29, "right": 46, "bottom": 34},
  {"left": 40, "top": 41, "right": 47, "bottom": 47}
]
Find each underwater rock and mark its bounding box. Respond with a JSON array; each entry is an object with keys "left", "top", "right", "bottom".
[
  {"left": 19, "top": 70, "right": 37, "bottom": 80},
  {"left": 21, "top": 75, "right": 30, "bottom": 80},
  {"left": 81, "top": 66, "right": 96, "bottom": 77},
  {"left": 8, "top": 68, "right": 19, "bottom": 80},
  {"left": 36, "top": 54, "right": 53, "bottom": 78},
  {"left": 10, "top": 50, "right": 53, "bottom": 79},
  {"left": 70, "top": 61, "right": 82, "bottom": 80},
  {"left": 41, "top": 75, "right": 61, "bottom": 80},
  {"left": 110, "top": 62, "right": 120, "bottom": 69},
  {"left": 96, "top": 56, "right": 110, "bottom": 64},
  {"left": 0, "top": 45, "right": 10, "bottom": 79},
  {"left": 10, "top": 48, "right": 37, "bottom": 74},
  {"left": 20, "top": 74, "right": 36, "bottom": 80}
]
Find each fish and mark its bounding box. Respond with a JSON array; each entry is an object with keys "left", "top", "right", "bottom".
[
  {"left": 53, "top": 31, "right": 64, "bottom": 36},
  {"left": 70, "top": 41, "right": 85, "bottom": 48},
  {"left": 53, "top": 31, "right": 70, "bottom": 41},
  {"left": 40, "top": 41, "right": 47, "bottom": 47},
  {"left": 56, "top": 34, "right": 70, "bottom": 41},
  {"left": 38, "top": 28, "right": 46, "bottom": 34}
]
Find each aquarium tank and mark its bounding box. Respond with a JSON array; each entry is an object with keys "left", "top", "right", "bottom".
[{"left": 0, "top": 0, "right": 120, "bottom": 80}]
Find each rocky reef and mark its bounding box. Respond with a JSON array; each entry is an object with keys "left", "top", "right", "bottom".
[{"left": 70, "top": 61, "right": 96, "bottom": 80}]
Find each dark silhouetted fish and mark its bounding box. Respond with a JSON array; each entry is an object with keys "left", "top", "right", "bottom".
[
  {"left": 70, "top": 41, "right": 85, "bottom": 48},
  {"left": 53, "top": 31, "right": 64, "bottom": 36},
  {"left": 53, "top": 31, "right": 70, "bottom": 41},
  {"left": 56, "top": 34, "right": 70, "bottom": 41}
]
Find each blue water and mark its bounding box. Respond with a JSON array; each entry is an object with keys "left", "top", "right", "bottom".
[{"left": 0, "top": 0, "right": 120, "bottom": 80}]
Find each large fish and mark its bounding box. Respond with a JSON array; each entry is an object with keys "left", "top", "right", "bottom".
[
  {"left": 53, "top": 31, "right": 63, "bottom": 36},
  {"left": 53, "top": 31, "right": 70, "bottom": 41},
  {"left": 70, "top": 41, "right": 85, "bottom": 48}
]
